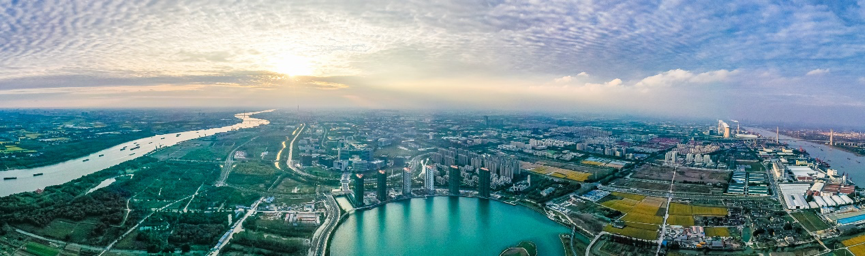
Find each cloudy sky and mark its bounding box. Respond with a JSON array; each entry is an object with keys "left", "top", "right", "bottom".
[{"left": 1, "top": 0, "right": 865, "bottom": 125}]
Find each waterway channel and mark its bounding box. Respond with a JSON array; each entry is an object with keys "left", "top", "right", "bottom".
[{"left": 0, "top": 110, "right": 272, "bottom": 197}]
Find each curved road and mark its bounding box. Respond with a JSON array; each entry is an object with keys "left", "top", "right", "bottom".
[{"left": 309, "top": 193, "right": 340, "bottom": 256}]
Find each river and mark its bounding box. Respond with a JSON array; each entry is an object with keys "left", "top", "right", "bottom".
[
  {"left": 0, "top": 110, "right": 273, "bottom": 197},
  {"left": 330, "top": 197, "right": 570, "bottom": 256},
  {"left": 750, "top": 127, "right": 865, "bottom": 185}
]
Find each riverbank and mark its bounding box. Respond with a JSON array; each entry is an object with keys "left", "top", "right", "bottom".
[{"left": 0, "top": 110, "right": 272, "bottom": 197}]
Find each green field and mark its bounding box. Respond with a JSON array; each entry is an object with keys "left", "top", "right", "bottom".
[{"left": 791, "top": 211, "right": 830, "bottom": 232}]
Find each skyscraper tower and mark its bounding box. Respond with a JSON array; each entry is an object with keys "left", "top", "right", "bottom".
[
  {"left": 479, "top": 168, "right": 491, "bottom": 198},
  {"left": 776, "top": 127, "right": 780, "bottom": 144},
  {"left": 377, "top": 170, "right": 387, "bottom": 202},
  {"left": 449, "top": 165, "right": 460, "bottom": 196},
  {"left": 830, "top": 129, "right": 834, "bottom": 145},
  {"left": 403, "top": 167, "right": 412, "bottom": 196},
  {"left": 353, "top": 174, "right": 365, "bottom": 207},
  {"left": 424, "top": 162, "right": 434, "bottom": 193}
]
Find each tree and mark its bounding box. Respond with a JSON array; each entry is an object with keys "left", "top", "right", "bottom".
[{"left": 181, "top": 244, "right": 191, "bottom": 253}]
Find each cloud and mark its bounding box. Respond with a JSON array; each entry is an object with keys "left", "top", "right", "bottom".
[
  {"left": 0, "top": 0, "right": 864, "bottom": 125},
  {"left": 806, "top": 69, "right": 830, "bottom": 76},
  {"left": 635, "top": 69, "right": 738, "bottom": 87},
  {"left": 553, "top": 72, "right": 589, "bottom": 83}
]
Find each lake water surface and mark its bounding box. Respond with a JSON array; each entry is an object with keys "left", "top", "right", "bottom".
[{"left": 330, "top": 197, "right": 570, "bottom": 256}]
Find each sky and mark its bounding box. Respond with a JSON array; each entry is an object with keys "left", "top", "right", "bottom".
[{"left": 1, "top": 0, "right": 865, "bottom": 126}]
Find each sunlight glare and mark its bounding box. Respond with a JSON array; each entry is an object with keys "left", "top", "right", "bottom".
[{"left": 270, "top": 55, "right": 314, "bottom": 76}]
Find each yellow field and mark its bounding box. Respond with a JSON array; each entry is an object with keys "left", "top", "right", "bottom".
[
  {"left": 692, "top": 206, "right": 728, "bottom": 216},
  {"left": 621, "top": 213, "right": 664, "bottom": 224},
  {"left": 526, "top": 165, "right": 591, "bottom": 182},
  {"left": 612, "top": 192, "right": 647, "bottom": 201},
  {"left": 632, "top": 202, "right": 662, "bottom": 216},
  {"left": 849, "top": 244, "right": 865, "bottom": 256},
  {"left": 668, "top": 203, "right": 727, "bottom": 216},
  {"left": 601, "top": 199, "right": 638, "bottom": 212},
  {"left": 843, "top": 234, "right": 865, "bottom": 247},
  {"left": 704, "top": 227, "right": 730, "bottom": 237},
  {"left": 667, "top": 215, "right": 695, "bottom": 226},
  {"left": 604, "top": 224, "right": 659, "bottom": 240},
  {"left": 669, "top": 203, "right": 692, "bottom": 215},
  {"left": 582, "top": 160, "right": 603, "bottom": 166}
]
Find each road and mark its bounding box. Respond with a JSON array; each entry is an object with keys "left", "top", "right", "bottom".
[
  {"left": 216, "top": 136, "right": 259, "bottom": 187},
  {"left": 208, "top": 197, "right": 264, "bottom": 256},
  {"left": 585, "top": 231, "right": 608, "bottom": 256},
  {"left": 309, "top": 194, "right": 340, "bottom": 256},
  {"left": 655, "top": 166, "right": 677, "bottom": 256},
  {"left": 183, "top": 183, "right": 205, "bottom": 212}
]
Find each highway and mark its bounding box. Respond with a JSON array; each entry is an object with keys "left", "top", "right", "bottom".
[
  {"left": 309, "top": 193, "right": 340, "bottom": 256},
  {"left": 208, "top": 197, "right": 264, "bottom": 256},
  {"left": 285, "top": 124, "right": 318, "bottom": 179}
]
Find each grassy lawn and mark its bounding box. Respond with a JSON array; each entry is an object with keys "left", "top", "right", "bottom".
[
  {"left": 38, "top": 220, "right": 76, "bottom": 239},
  {"left": 792, "top": 211, "right": 830, "bottom": 232},
  {"left": 24, "top": 242, "right": 60, "bottom": 256}
]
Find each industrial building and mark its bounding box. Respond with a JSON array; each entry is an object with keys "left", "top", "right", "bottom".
[{"left": 778, "top": 184, "right": 811, "bottom": 209}]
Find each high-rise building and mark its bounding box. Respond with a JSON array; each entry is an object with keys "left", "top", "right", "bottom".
[
  {"left": 353, "top": 174, "right": 365, "bottom": 207},
  {"left": 479, "top": 167, "right": 491, "bottom": 198},
  {"left": 449, "top": 165, "right": 460, "bottom": 196},
  {"left": 424, "top": 164, "right": 435, "bottom": 193},
  {"left": 403, "top": 167, "right": 412, "bottom": 196},
  {"left": 377, "top": 170, "right": 387, "bottom": 201}
]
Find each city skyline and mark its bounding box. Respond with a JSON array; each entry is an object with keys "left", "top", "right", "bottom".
[{"left": 2, "top": 1, "right": 865, "bottom": 126}]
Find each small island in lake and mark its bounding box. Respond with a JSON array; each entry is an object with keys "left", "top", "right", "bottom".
[{"left": 500, "top": 241, "right": 538, "bottom": 256}]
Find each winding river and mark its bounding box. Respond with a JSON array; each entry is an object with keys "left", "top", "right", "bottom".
[
  {"left": 330, "top": 197, "right": 570, "bottom": 256},
  {"left": 0, "top": 110, "right": 272, "bottom": 197}
]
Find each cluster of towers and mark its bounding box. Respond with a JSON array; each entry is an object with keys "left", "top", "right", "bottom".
[
  {"left": 352, "top": 169, "right": 392, "bottom": 207},
  {"left": 431, "top": 147, "right": 519, "bottom": 185},
  {"left": 352, "top": 154, "right": 498, "bottom": 207}
]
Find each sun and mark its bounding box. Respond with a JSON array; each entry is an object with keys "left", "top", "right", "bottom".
[{"left": 269, "top": 55, "right": 314, "bottom": 76}]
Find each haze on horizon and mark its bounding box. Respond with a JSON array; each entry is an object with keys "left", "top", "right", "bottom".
[{"left": 1, "top": 0, "right": 865, "bottom": 126}]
